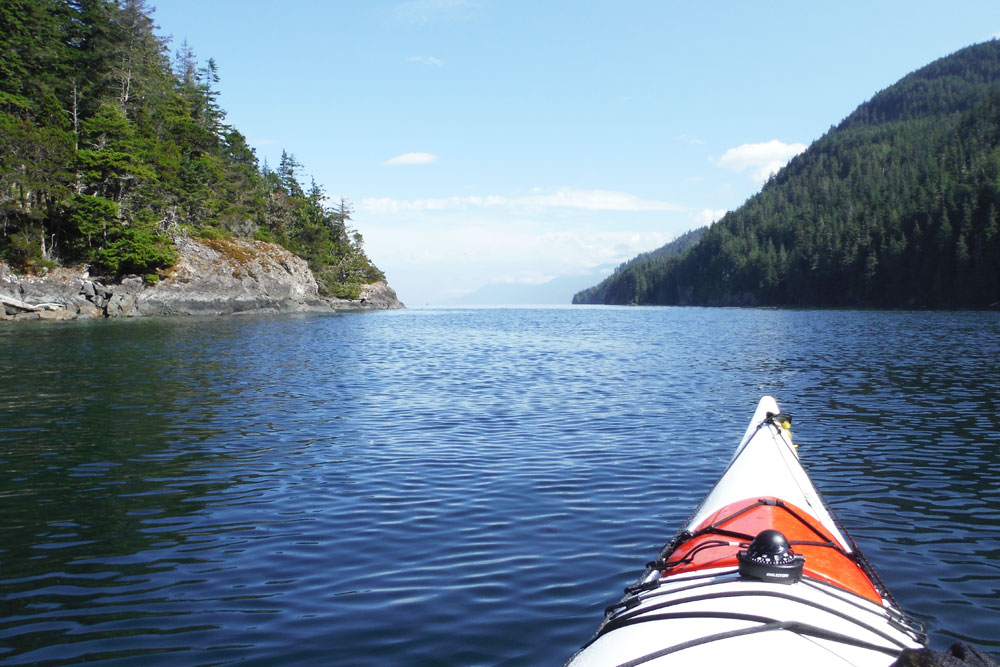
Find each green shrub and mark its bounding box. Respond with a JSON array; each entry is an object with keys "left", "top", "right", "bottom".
[
  {"left": 4, "top": 229, "right": 44, "bottom": 269},
  {"left": 96, "top": 225, "right": 177, "bottom": 275},
  {"left": 65, "top": 194, "right": 119, "bottom": 253},
  {"left": 194, "top": 225, "right": 229, "bottom": 240}
]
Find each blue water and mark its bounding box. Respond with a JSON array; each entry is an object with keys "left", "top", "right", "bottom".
[{"left": 1, "top": 307, "right": 998, "bottom": 665}]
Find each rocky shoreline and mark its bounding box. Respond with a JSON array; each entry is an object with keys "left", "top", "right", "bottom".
[{"left": 1, "top": 237, "right": 403, "bottom": 322}]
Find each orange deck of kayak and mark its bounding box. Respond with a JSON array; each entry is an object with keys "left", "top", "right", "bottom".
[{"left": 669, "top": 496, "right": 883, "bottom": 604}]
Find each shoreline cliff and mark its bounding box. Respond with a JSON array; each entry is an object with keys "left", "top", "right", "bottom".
[{"left": 1, "top": 237, "right": 403, "bottom": 322}]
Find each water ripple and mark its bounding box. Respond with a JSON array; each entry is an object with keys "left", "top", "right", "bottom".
[{"left": 1, "top": 308, "right": 998, "bottom": 664}]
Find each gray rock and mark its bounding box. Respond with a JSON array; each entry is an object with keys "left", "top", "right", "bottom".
[
  {"left": 106, "top": 276, "right": 144, "bottom": 317},
  {"left": 69, "top": 295, "right": 103, "bottom": 319},
  {"left": 38, "top": 308, "right": 76, "bottom": 321},
  {"left": 0, "top": 236, "right": 403, "bottom": 323},
  {"left": 9, "top": 267, "right": 86, "bottom": 307},
  {"left": 83, "top": 280, "right": 112, "bottom": 310},
  {"left": 353, "top": 281, "right": 405, "bottom": 310},
  {"left": 134, "top": 237, "right": 330, "bottom": 316}
]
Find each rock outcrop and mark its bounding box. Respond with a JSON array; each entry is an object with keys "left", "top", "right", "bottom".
[
  {"left": 1, "top": 263, "right": 103, "bottom": 321},
  {"left": 1, "top": 237, "right": 403, "bottom": 322},
  {"left": 324, "top": 280, "right": 406, "bottom": 311}
]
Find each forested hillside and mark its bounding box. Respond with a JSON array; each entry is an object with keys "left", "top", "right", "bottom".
[
  {"left": 574, "top": 40, "right": 1000, "bottom": 308},
  {"left": 1, "top": 0, "right": 383, "bottom": 298},
  {"left": 572, "top": 226, "right": 705, "bottom": 304}
]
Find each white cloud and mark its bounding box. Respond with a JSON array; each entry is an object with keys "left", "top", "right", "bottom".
[
  {"left": 675, "top": 133, "right": 705, "bottom": 145},
  {"left": 715, "top": 139, "right": 807, "bottom": 183},
  {"left": 490, "top": 270, "right": 560, "bottom": 286},
  {"left": 359, "top": 188, "right": 684, "bottom": 214},
  {"left": 383, "top": 152, "right": 439, "bottom": 166},
  {"left": 357, "top": 186, "right": 698, "bottom": 303},
  {"left": 360, "top": 195, "right": 508, "bottom": 214},
  {"left": 363, "top": 217, "right": 677, "bottom": 304},
  {"left": 693, "top": 208, "right": 727, "bottom": 226},
  {"left": 407, "top": 55, "right": 445, "bottom": 66},
  {"left": 522, "top": 188, "right": 685, "bottom": 212}
]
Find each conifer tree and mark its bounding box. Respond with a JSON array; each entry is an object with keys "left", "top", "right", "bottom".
[{"left": 1, "top": 0, "right": 386, "bottom": 295}]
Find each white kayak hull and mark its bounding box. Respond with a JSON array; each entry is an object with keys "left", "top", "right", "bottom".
[{"left": 567, "top": 396, "right": 925, "bottom": 666}]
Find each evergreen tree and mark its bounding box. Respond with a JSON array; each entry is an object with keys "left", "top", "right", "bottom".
[
  {"left": 575, "top": 40, "right": 1000, "bottom": 309},
  {"left": 1, "top": 0, "right": 386, "bottom": 295}
]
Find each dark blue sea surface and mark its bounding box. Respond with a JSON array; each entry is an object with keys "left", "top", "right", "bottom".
[{"left": 1, "top": 307, "right": 998, "bottom": 665}]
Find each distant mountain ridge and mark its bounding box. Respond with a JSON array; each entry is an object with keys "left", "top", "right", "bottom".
[
  {"left": 574, "top": 40, "right": 1000, "bottom": 308},
  {"left": 839, "top": 40, "right": 1000, "bottom": 129},
  {"left": 572, "top": 227, "right": 705, "bottom": 304},
  {"left": 448, "top": 266, "right": 616, "bottom": 306}
]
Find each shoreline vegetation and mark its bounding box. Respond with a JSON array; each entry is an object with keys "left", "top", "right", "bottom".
[
  {"left": 2, "top": 0, "right": 397, "bottom": 322},
  {"left": 1, "top": 237, "right": 403, "bottom": 322},
  {"left": 573, "top": 41, "right": 1000, "bottom": 309}
]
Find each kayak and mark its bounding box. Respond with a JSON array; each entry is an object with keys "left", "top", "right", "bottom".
[{"left": 567, "top": 396, "right": 927, "bottom": 666}]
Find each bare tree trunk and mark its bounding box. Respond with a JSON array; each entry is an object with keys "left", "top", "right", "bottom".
[
  {"left": 71, "top": 81, "right": 82, "bottom": 194},
  {"left": 119, "top": 57, "right": 132, "bottom": 109}
]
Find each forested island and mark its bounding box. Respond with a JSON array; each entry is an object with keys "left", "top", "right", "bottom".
[
  {"left": 574, "top": 40, "right": 1000, "bottom": 309},
  {"left": 2, "top": 0, "right": 393, "bottom": 319}
]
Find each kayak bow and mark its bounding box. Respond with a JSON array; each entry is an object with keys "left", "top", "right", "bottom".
[{"left": 567, "top": 396, "right": 926, "bottom": 666}]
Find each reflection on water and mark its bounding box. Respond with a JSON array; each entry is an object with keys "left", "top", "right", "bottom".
[{"left": 0, "top": 308, "right": 998, "bottom": 665}]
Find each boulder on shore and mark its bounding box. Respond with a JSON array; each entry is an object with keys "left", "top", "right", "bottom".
[{"left": 0, "top": 237, "right": 403, "bottom": 322}]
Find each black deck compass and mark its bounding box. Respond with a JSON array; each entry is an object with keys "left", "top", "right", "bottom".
[{"left": 737, "top": 529, "right": 805, "bottom": 584}]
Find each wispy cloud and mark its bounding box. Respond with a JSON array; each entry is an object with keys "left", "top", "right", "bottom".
[
  {"left": 714, "top": 139, "right": 807, "bottom": 183},
  {"left": 675, "top": 133, "right": 704, "bottom": 145},
  {"left": 361, "top": 195, "right": 504, "bottom": 213},
  {"left": 359, "top": 187, "right": 695, "bottom": 304},
  {"left": 360, "top": 188, "right": 684, "bottom": 213},
  {"left": 522, "top": 188, "right": 685, "bottom": 212},
  {"left": 383, "top": 152, "right": 439, "bottom": 166},
  {"left": 694, "top": 208, "right": 727, "bottom": 226},
  {"left": 363, "top": 219, "right": 677, "bottom": 302},
  {"left": 407, "top": 55, "right": 445, "bottom": 66}
]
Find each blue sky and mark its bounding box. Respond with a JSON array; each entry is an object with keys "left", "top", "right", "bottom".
[{"left": 151, "top": 1, "right": 1000, "bottom": 305}]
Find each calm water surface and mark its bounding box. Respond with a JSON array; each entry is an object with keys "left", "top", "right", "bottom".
[{"left": 1, "top": 307, "right": 998, "bottom": 665}]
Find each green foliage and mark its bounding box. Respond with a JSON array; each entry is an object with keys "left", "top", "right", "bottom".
[
  {"left": 575, "top": 41, "right": 1000, "bottom": 309},
  {"left": 265, "top": 183, "right": 386, "bottom": 297},
  {"left": 574, "top": 227, "right": 706, "bottom": 304},
  {"left": 4, "top": 227, "right": 44, "bottom": 269},
  {"left": 95, "top": 219, "right": 177, "bottom": 275},
  {"left": 193, "top": 225, "right": 229, "bottom": 240},
  {"left": 0, "top": 0, "right": 386, "bottom": 296},
  {"left": 63, "top": 193, "right": 119, "bottom": 260},
  {"left": 319, "top": 272, "right": 363, "bottom": 300}
]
